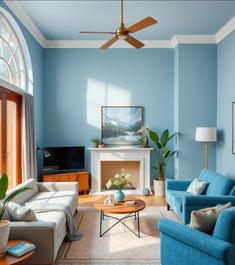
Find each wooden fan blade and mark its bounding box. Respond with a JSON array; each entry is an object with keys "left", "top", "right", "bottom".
[
  {"left": 80, "top": 31, "right": 116, "bottom": 34},
  {"left": 124, "top": 35, "right": 144, "bottom": 49},
  {"left": 100, "top": 36, "right": 118, "bottom": 49},
  {"left": 127, "top": 17, "right": 157, "bottom": 33}
]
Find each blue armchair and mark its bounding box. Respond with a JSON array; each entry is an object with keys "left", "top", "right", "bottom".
[
  {"left": 158, "top": 207, "right": 235, "bottom": 265},
  {"left": 166, "top": 169, "right": 235, "bottom": 224}
]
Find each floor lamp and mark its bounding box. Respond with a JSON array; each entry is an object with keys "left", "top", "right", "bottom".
[{"left": 195, "top": 127, "right": 217, "bottom": 168}]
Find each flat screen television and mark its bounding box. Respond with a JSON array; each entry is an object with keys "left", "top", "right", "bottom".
[{"left": 43, "top": 146, "right": 85, "bottom": 173}]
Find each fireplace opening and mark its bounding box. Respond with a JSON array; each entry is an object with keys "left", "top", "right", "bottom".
[{"left": 101, "top": 161, "right": 140, "bottom": 191}]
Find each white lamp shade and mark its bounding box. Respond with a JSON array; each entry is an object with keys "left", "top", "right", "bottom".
[{"left": 195, "top": 127, "right": 217, "bottom": 142}]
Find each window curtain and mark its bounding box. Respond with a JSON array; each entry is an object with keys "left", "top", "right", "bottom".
[{"left": 22, "top": 93, "right": 37, "bottom": 181}]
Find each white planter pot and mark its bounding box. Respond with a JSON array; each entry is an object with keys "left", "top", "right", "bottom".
[
  {"left": 154, "top": 180, "right": 165, "bottom": 196},
  {"left": 0, "top": 220, "right": 10, "bottom": 257}
]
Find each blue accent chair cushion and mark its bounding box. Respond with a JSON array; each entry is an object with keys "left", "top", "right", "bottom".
[
  {"left": 166, "top": 169, "right": 235, "bottom": 224},
  {"left": 229, "top": 185, "right": 235, "bottom": 196},
  {"left": 158, "top": 207, "right": 235, "bottom": 265},
  {"left": 213, "top": 207, "right": 235, "bottom": 243},
  {"left": 198, "top": 169, "right": 234, "bottom": 196}
]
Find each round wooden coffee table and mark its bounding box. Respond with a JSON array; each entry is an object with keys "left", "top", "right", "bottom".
[
  {"left": 0, "top": 240, "right": 35, "bottom": 265},
  {"left": 94, "top": 198, "right": 146, "bottom": 238}
]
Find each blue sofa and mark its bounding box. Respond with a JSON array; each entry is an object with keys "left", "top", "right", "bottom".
[
  {"left": 158, "top": 207, "right": 235, "bottom": 265},
  {"left": 166, "top": 169, "right": 235, "bottom": 224}
]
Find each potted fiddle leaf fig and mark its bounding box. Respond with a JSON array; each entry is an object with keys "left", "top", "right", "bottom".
[
  {"left": 147, "top": 128, "right": 178, "bottom": 196},
  {"left": 0, "top": 173, "right": 31, "bottom": 257}
]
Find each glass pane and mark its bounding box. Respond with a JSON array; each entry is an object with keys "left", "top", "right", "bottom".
[
  {"left": 0, "top": 99, "right": 2, "bottom": 174},
  {"left": 12, "top": 72, "right": 19, "bottom": 87},
  {"left": 0, "top": 38, "right": 3, "bottom": 57},
  {"left": 10, "top": 56, "right": 17, "bottom": 73},
  {"left": 3, "top": 41, "right": 13, "bottom": 63},
  {"left": 12, "top": 71, "right": 24, "bottom": 88},
  {"left": 0, "top": 58, "right": 12, "bottom": 83},
  {"left": 1, "top": 16, "right": 10, "bottom": 42},
  {"left": 6, "top": 100, "right": 17, "bottom": 188}
]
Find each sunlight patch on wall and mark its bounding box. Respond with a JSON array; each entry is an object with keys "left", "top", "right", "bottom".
[{"left": 86, "top": 78, "right": 131, "bottom": 128}]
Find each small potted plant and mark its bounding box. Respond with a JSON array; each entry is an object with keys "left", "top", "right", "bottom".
[
  {"left": 0, "top": 173, "right": 31, "bottom": 257},
  {"left": 90, "top": 137, "right": 101, "bottom": 148},
  {"left": 147, "top": 128, "right": 178, "bottom": 196},
  {"left": 98, "top": 141, "right": 105, "bottom": 148}
]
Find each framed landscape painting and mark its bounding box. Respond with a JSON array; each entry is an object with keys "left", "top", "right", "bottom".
[
  {"left": 233, "top": 102, "right": 235, "bottom": 154},
  {"left": 101, "top": 106, "right": 143, "bottom": 145}
]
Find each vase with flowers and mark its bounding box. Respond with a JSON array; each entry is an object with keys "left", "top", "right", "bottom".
[{"left": 106, "top": 169, "right": 132, "bottom": 202}]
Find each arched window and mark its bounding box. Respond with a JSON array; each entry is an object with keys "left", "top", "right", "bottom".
[
  {"left": 0, "top": 12, "right": 26, "bottom": 90},
  {"left": 0, "top": 9, "right": 34, "bottom": 187}
]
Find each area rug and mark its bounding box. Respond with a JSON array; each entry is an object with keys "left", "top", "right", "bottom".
[{"left": 55, "top": 206, "right": 179, "bottom": 265}]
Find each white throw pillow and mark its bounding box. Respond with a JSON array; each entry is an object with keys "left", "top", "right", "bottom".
[
  {"left": 186, "top": 178, "right": 208, "bottom": 195},
  {"left": 190, "top": 202, "right": 231, "bottom": 233},
  {"left": 6, "top": 202, "right": 37, "bottom": 221}
]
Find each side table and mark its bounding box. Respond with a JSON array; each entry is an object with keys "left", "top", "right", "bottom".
[{"left": 0, "top": 240, "right": 35, "bottom": 265}]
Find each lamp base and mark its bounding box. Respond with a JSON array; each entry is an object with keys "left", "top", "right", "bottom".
[{"left": 203, "top": 142, "right": 208, "bottom": 168}]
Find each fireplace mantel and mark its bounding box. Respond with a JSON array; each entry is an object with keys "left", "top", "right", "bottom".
[{"left": 88, "top": 147, "right": 153, "bottom": 194}]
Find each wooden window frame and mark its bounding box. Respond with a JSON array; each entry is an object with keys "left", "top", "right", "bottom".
[{"left": 0, "top": 86, "right": 22, "bottom": 184}]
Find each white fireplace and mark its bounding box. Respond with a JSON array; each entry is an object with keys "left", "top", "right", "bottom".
[{"left": 88, "top": 147, "right": 153, "bottom": 194}]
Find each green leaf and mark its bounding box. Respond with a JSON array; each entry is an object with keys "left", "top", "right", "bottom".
[
  {"left": 163, "top": 149, "right": 170, "bottom": 158},
  {"left": 156, "top": 142, "right": 162, "bottom": 149},
  {"left": 165, "top": 132, "right": 178, "bottom": 145},
  {"left": 4, "top": 187, "right": 32, "bottom": 204},
  {"left": 160, "top": 129, "right": 169, "bottom": 147},
  {"left": 168, "top": 151, "right": 177, "bottom": 157},
  {"left": 0, "top": 173, "right": 8, "bottom": 200},
  {"left": 147, "top": 128, "right": 159, "bottom": 143}
]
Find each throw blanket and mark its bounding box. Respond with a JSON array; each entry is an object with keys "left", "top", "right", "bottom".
[{"left": 29, "top": 204, "right": 82, "bottom": 241}]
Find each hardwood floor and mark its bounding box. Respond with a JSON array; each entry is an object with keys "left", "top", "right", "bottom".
[{"left": 79, "top": 194, "right": 166, "bottom": 207}]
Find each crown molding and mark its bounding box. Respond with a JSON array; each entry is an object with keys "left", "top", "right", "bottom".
[
  {"left": 45, "top": 37, "right": 215, "bottom": 49},
  {"left": 171, "top": 35, "right": 216, "bottom": 48},
  {"left": 4, "top": 0, "right": 46, "bottom": 47},
  {"left": 3, "top": 1, "right": 235, "bottom": 49},
  {"left": 45, "top": 40, "right": 173, "bottom": 49},
  {"left": 215, "top": 16, "right": 235, "bottom": 43}
]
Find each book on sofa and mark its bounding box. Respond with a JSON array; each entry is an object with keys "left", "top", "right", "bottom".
[{"left": 7, "top": 242, "right": 35, "bottom": 257}]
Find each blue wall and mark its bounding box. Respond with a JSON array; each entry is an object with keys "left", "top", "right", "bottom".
[
  {"left": 43, "top": 49, "right": 174, "bottom": 179},
  {"left": 174, "top": 44, "right": 217, "bottom": 179},
  {"left": 43, "top": 46, "right": 218, "bottom": 180},
  {"left": 217, "top": 30, "right": 235, "bottom": 179},
  {"left": 0, "top": 2, "right": 44, "bottom": 147}
]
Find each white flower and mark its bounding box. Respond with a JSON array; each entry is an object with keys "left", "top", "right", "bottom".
[
  {"left": 106, "top": 179, "right": 112, "bottom": 189},
  {"left": 106, "top": 170, "right": 133, "bottom": 190}
]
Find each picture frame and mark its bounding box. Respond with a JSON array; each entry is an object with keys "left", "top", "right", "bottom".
[
  {"left": 101, "top": 106, "right": 143, "bottom": 145},
  {"left": 233, "top": 102, "right": 235, "bottom": 154}
]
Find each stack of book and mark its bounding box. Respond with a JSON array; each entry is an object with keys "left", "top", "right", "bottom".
[
  {"left": 125, "top": 200, "right": 137, "bottom": 206},
  {"left": 7, "top": 242, "right": 35, "bottom": 257}
]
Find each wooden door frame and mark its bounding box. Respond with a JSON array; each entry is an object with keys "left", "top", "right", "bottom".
[{"left": 0, "top": 86, "right": 22, "bottom": 184}]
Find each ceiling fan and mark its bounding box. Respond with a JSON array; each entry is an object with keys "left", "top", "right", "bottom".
[{"left": 80, "top": 0, "right": 157, "bottom": 49}]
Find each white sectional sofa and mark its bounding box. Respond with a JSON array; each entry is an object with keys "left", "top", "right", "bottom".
[{"left": 7, "top": 179, "right": 78, "bottom": 265}]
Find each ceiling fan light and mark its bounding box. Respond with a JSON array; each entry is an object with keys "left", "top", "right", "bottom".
[{"left": 118, "top": 34, "right": 128, "bottom": 40}]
